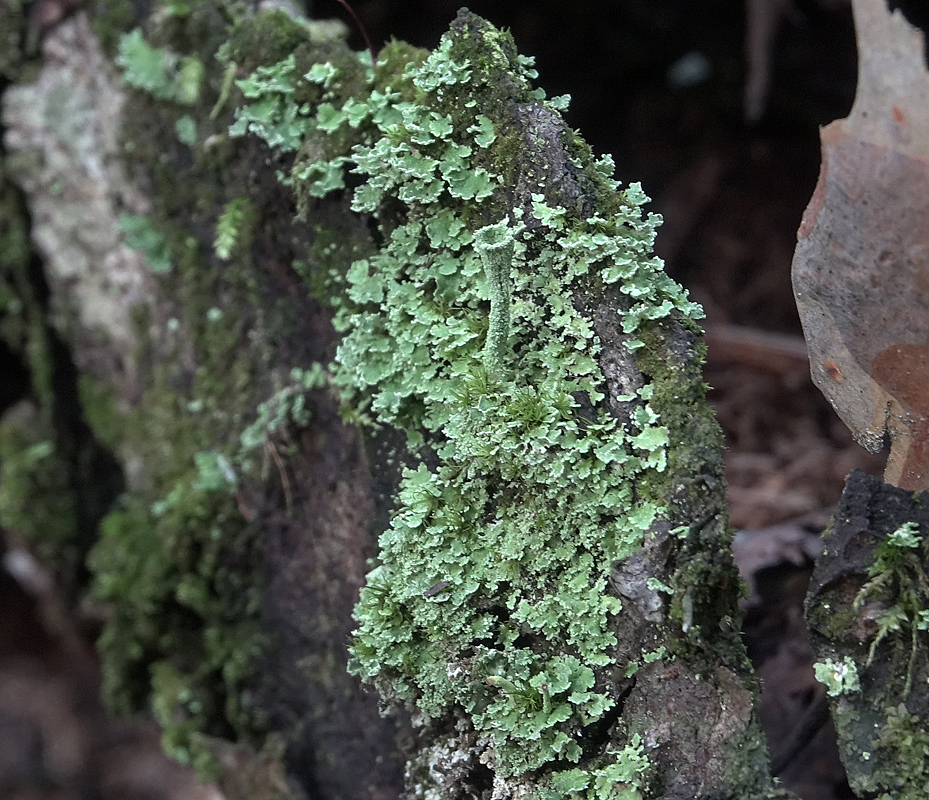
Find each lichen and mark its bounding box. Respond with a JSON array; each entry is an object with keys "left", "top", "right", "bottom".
[
  {"left": 813, "top": 656, "right": 861, "bottom": 698},
  {"left": 116, "top": 28, "right": 204, "bottom": 105},
  {"left": 227, "top": 11, "right": 719, "bottom": 787}
]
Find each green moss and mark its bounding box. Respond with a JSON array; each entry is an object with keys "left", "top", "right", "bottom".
[
  {"left": 0, "top": 168, "right": 83, "bottom": 588},
  {"left": 853, "top": 521, "right": 929, "bottom": 695},
  {"left": 0, "top": 0, "right": 26, "bottom": 81},
  {"left": 80, "top": 5, "right": 756, "bottom": 793},
  {"left": 0, "top": 403, "right": 80, "bottom": 575},
  {"left": 868, "top": 704, "right": 929, "bottom": 800},
  {"left": 119, "top": 212, "right": 174, "bottom": 272},
  {"left": 85, "top": 5, "right": 378, "bottom": 776},
  {"left": 77, "top": 375, "right": 125, "bottom": 453},
  {"left": 831, "top": 699, "right": 929, "bottom": 800},
  {"left": 718, "top": 716, "right": 774, "bottom": 797},
  {"left": 86, "top": 293, "right": 269, "bottom": 765},
  {"left": 89, "top": 0, "right": 138, "bottom": 54},
  {"left": 91, "top": 478, "right": 262, "bottom": 775},
  {"left": 225, "top": 8, "right": 320, "bottom": 73},
  {"left": 214, "top": 196, "right": 257, "bottom": 260},
  {"left": 0, "top": 167, "right": 34, "bottom": 352}
]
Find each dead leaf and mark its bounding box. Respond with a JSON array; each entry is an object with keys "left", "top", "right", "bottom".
[{"left": 792, "top": 0, "right": 929, "bottom": 490}]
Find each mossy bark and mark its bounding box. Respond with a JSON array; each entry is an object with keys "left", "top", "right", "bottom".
[
  {"left": 1, "top": 4, "right": 790, "bottom": 800},
  {"left": 807, "top": 470, "right": 929, "bottom": 800}
]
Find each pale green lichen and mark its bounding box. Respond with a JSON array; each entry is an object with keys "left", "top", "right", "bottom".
[
  {"left": 94, "top": 6, "right": 731, "bottom": 793},
  {"left": 813, "top": 656, "right": 860, "bottom": 698},
  {"left": 226, "top": 16, "right": 702, "bottom": 783},
  {"left": 117, "top": 28, "right": 204, "bottom": 105},
  {"left": 228, "top": 53, "right": 309, "bottom": 152},
  {"left": 238, "top": 364, "right": 327, "bottom": 454},
  {"left": 543, "top": 735, "right": 650, "bottom": 800},
  {"left": 473, "top": 218, "right": 517, "bottom": 375}
]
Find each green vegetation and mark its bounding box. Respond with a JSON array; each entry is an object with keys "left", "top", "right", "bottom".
[
  {"left": 854, "top": 521, "right": 929, "bottom": 695},
  {"left": 238, "top": 364, "right": 327, "bottom": 454},
  {"left": 116, "top": 28, "right": 204, "bottom": 104},
  {"left": 0, "top": 4, "right": 752, "bottom": 795},
  {"left": 78, "top": 6, "right": 375, "bottom": 778},
  {"left": 118, "top": 213, "right": 173, "bottom": 273},
  {"left": 869, "top": 704, "right": 929, "bottom": 800},
  {"left": 213, "top": 197, "right": 256, "bottom": 261},
  {"left": 813, "top": 656, "right": 860, "bottom": 698},
  {"left": 0, "top": 405, "right": 80, "bottom": 578},
  {"left": 543, "top": 735, "right": 650, "bottom": 800}
]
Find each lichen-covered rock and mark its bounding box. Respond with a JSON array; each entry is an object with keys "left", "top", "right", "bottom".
[{"left": 3, "top": 14, "right": 152, "bottom": 397}]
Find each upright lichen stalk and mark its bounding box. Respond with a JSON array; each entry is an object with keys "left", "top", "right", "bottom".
[{"left": 473, "top": 219, "right": 518, "bottom": 375}]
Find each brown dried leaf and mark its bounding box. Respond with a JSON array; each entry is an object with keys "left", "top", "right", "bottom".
[{"left": 792, "top": 0, "right": 929, "bottom": 490}]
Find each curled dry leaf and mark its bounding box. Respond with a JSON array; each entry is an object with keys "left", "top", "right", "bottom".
[{"left": 792, "top": 0, "right": 929, "bottom": 490}]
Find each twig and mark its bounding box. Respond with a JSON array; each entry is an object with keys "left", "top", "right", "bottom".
[
  {"left": 267, "top": 439, "right": 294, "bottom": 517},
  {"left": 336, "top": 0, "right": 377, "bottom": 74}
]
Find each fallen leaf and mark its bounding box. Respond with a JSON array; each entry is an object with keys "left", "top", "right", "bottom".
[{"left": 792, "top": 0, "right": 929, "bottom": 489}]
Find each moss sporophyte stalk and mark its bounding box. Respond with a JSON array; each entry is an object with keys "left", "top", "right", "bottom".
[{"left": 226, "top": 11, "right": 702, "bottom": 790}]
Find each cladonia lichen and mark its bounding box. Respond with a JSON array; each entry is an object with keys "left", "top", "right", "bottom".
[
  {"left": 473, "top": 219, "right": 517, "bottom": 374},
  {"left": 227, "top": 14, "right": 703, "bottom": 787}
]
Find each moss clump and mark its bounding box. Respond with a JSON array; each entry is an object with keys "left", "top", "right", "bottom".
[
  {"left": 0, "top": 403, "right": 80, "bottom": 573},
  {"left": 0, "top": 165, "right": 88, "bottom": 594},
  {"left": 85, "top": 302, "right": 270, "bottom": 774},
  {"left": 867, "top": 704, "right": 929, "bottom": 800},
  {"left": 91, "top": 480, "right": 262, "bottom": 777}
]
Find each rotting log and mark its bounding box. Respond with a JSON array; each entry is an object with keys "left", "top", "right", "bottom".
[{"left": 1, "top": 4, "right": 790, "bottom": 799}]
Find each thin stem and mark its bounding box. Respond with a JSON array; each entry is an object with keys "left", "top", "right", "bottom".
[{"left": 336, "top": 0, "right": 377, "bottom": 74}]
